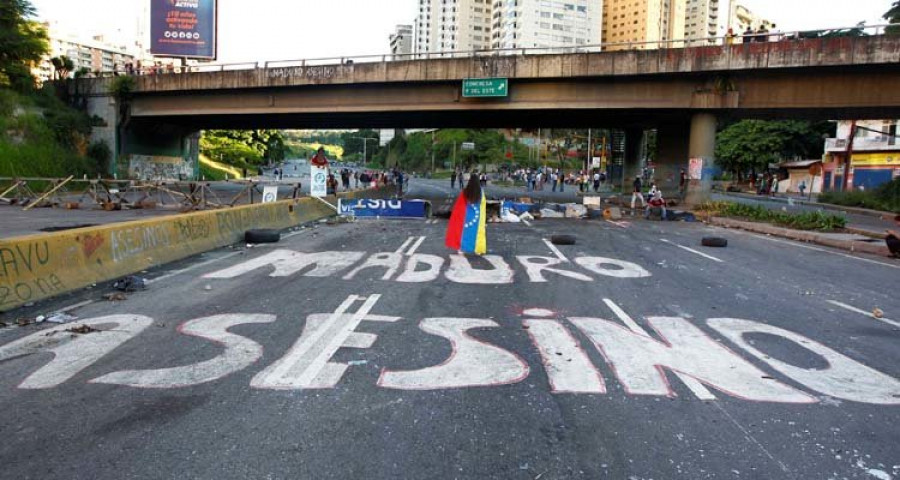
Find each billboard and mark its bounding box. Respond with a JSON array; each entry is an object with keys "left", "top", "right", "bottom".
[{"left": 150, "top": 0, "right": 217, "bottom": 59}]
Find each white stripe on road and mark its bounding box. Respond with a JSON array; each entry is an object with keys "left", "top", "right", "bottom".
[
  {"left": 542, "top": 239, "right": 569, "bottom": 263},
  {"left": 660, "top": 239, "right": 724, "bottom": 263},
  {"left": 826, "top": 300, "right": 900, "bottom": 329},
  {"left": 147, "top": 251, "right": 245, "bottom": 285},
  {"left": 395, "top": 236, "right": 414, "bottom": 254},
  {"left": 406, "top": 236, "right": 426, "bottom": 256},
  {"left": 751, "top": 233, "right": 900, "bottom": 270},
  {"left": 602, "top": 298, "right": 716, "bottom": 400},
  {"left": 606, "top": 220, "right": 628, "bottom": 229}
]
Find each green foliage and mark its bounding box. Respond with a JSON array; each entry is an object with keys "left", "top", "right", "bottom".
[
  {"left": 700, "top": 201, "right": 847, "bottom": 231},
  {"left": 86, "top": 140, "right": 111, "bottom": 174},
  {"left": 0, "top": 88, "right": 102, "bottom": 178},
  {"left": 108, "top": 75, "right": 136, "bottom": 100},
  {"left": 818, "top": 178, "right": 900, "bottom": 213},
  {"left": 715, "top": 120, "right": 834, "bottom": 177},
  {"left": 886, "top": 1, "right": 900, "bottom": 34},
  {"left": 199, "top": 130, "right": 286, "bottom": 167},
  {"left": 199, "top": 162, "right": 228, "bottom": 181},
  {"left": 0, "top": 0, "right": 49, "bottom": 91}
]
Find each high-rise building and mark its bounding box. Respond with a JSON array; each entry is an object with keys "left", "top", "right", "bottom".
[
  {"left": 684, "top": 0, "right": 721, "bottom": 44},
  {"left": 414, "top": 0, "right": 601, "bottom": 56},
  {"left": 414, "top": 0, "right": 493, "bottom": 56},
  {"left": 390, "top": 25, "right": 414, "bottom": 59},
  {"left": 728, "top": 3, "right": 772, "bottom": 35},
  {"left": 602, "top": 0, "right": 687, "bottom": 51},
  {"left": 33, "top": 22, "right": 136, "bottom": 82},
  {"left": 491, "top": 0, "right": 603, "bottom": 51}
]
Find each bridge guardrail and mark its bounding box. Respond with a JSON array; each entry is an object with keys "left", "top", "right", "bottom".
[{"left": 83, "top": 24, "right": 893, "bottom": 78}]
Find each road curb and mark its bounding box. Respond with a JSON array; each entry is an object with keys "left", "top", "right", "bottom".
[
  {"left": 0, "top": 188, "right": 390, "bottom": 312},
  {"left": 707, "top": 216, "right": 893, "bottom": 258}
]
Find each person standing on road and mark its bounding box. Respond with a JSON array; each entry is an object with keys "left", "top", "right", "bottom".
[
  {"left": 679, "top": 168, "right": 687, "bottom": 200},
  {"left": 551, "top": 170, "right": 558, "bottom": 192},
  {"left": 396, "top": 170, "right": 405, "bottom": 197},
  {"left": 631, "top": 176, "right": 646, "bottom": 210},
  {"left": 886, "top": 215, "right": 900, "bottom": 258},
  {"left": 451, "top": 171, "right": 457, "bottom": 190},
  {"left": 445, "top": 174, "right": 487, "bottom": 255},
  {"left": 798, "top": 180, "right": 807, "bottom": 198}
]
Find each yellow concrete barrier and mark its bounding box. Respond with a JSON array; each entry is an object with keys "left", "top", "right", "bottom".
[{"left": 0, "top": 188, "right": 389, "bottom": 311}]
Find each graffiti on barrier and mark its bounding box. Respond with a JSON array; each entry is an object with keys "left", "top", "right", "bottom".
[
  {"left": 128, "top": 155, "right": 193, "bottom": 181},
  {"left": 0, "top": 273, "right": 64, "bottom": 308},
  {"left": 79, "top": 234, "right": 105, "bottom": 259},
  {"left": 174, "top": 217, "right": 212, "bottom": 243},
  {"left": 110, "top": 225, "right": 172, "bottom": 263}
]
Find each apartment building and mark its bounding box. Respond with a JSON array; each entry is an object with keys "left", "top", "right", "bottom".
[
  {"left": 602, "top": 0, "right": 686, "bottom": 50},
  {"left": 729, "top": 3, "right": 772, "bottom": 34},
  {"left": 491, "top": 0, "right": 602, "bottom": 51},
  {"left": 414, "top": 0, "right": 493, "bottom": 55},
  {"left": 390, "top": 24, "right": 414, "bottom": 59},
  {"left": 414, "top": 0, "right": 602, "bottom": 55},
  {"left": 33, "top": 23, "right": 135, "bottom": 82},
  {"left": 684, "top": 0, "right": 722, "bottom": 43}
]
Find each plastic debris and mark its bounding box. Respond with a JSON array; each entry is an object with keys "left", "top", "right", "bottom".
[
  {"left": 45, "top": 313, "right": 77, "bottom": 324},
  {"left": 540, "top": 208, "right": 564, "bottom": 218},
  {"left": 113, "top": 276, "right": 146, "bottom": 292},
  {"left": 35, "top": 315, "right": 46, "bottom": 323},
  {"left": 519, "top": 212, "right": 535, "bottom": 222}
]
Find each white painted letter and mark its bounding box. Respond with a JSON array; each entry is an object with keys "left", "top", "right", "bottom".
[
  {"left": 343, "top": 253, "right": 403, "bottom": 280},
  {"left": 0, "top": 315, "right": 152, "bottom": 389},
  {"left": 517, "top": 256, "right": 593, "bottom": 283},
  {"left": 252, "top": 295, "right": 399, "bottom": 390},
  {"left": 396, "top": 254, "right": 445, "bottom": 283},
  {"left": 91, "top": 314, "right": 275, "bottom": 388},
  {"left": 378, "top": 318, "right": 529, "bottom": 390},
  {"left": 525, "top": 319, "right": 605, "bottom": 393},
  {"left": 445, "top": 255, "right": 514, "bottom": 284},
  {"left": 575, "top": 257, "right": 651, "bottom": 278},
  {"left": 204, "top": 250, "right": 365, "bottom": 279},
  {"left": 708, "top": 318, "right": 900, "bottom": 405},
  {"left": 569, "top": 316, "right": 814, "bottom": 403}
]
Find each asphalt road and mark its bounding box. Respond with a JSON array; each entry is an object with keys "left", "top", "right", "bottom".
[{"left": 1, "top": 196, "right": 899, "bottom": 479}]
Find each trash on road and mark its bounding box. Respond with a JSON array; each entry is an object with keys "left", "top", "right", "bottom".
[
  {"left": 873, "top": 308, "right": 884, "bottom": 319},
  {"left": 66, "top": 324, "right": 99, "bottom": 335},
  {"left": 551, "top": 234, "right": 577, "bottom": 246},
  {"left": 45, "top": 313, "right": 78, "bottom": 324},
  {"left": 113, "top": 275, "right": 146, "bottom": 292},
  {"left": 103, "top": 292, "right": 128, "bottom": 302},
  {"left": 245, "top": 229, "right": 281, "bottom": 244},
  {"left": 540, "top": 208, "right": 564, "bottom": 218}
]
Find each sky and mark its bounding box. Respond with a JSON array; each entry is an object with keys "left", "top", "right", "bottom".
[{"left": 30, "top": 0, "right": 891, "bottom": 63}]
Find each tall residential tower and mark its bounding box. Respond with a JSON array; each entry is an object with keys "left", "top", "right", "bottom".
[{"left": 602, "top": 0, "right": 686, "bottom": 50}]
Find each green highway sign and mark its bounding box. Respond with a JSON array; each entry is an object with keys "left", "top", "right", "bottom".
[{"left": 462, "top": 78, "right": 509, "bottom": 98}]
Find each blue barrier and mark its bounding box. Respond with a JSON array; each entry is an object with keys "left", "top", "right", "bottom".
[{"left": 338, "top": 199, "right": 430, "bottom": 218}]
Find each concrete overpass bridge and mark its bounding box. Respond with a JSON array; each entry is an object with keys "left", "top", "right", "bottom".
[{"left": 78, "top": 35, "right": 900, "bottom": 201}]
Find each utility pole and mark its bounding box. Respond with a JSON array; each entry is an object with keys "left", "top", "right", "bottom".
[
  {"left": 586, "top": 128, "right": 592, "bottom": 173},
  {"left": 842, "top": 120, "right": 856, "bottom": 192}
]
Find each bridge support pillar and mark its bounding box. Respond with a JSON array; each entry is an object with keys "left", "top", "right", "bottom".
[
  {"left": 623, "top": 128, "right": 644, "bottom": 185},
  {"left": 656, "top": 114, "right": 716, "bottom": 206}
]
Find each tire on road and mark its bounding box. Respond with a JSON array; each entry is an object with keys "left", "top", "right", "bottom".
[
  {"left": 550, "top": 234, "right": 576, "bottom": 246},
  {"left": 245, "top": 229, "right": 281, "bottom": 244},
  {"left": 701, "top": 237, "right": 728, "bottom": 248}
]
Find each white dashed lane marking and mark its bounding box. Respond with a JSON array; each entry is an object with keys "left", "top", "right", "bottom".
[{"left": 660, "top": 239, "right": 724, "bottom": 263}]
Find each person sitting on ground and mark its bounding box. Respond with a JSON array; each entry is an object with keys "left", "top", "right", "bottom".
[
  {"left": 645, "top": 191, "right": 668, "bottom": 221},
  {"left": 886, "top": 215, "right": 900, "bottom": 258}
]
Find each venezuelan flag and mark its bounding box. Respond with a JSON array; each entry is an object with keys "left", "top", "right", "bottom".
[{"left": 444, "top": 192, "right": 487, "bottom": 255}]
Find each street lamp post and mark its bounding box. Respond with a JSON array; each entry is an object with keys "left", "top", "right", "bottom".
[{"left": 352, "top": 137, "right": 378, "bottom": 167}]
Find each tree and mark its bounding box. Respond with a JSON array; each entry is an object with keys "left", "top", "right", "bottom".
[
  {"left": 0, "top": 0, "right": 49, "bottom": 91},
  {"left": 715, "top": 120, "right": 834, "bottom": 180},
  {"left": 50, "top": 55, "right": 74, "bottom": 80},
  {"left": 887, "top": 1, "right": 900, "bottom": 34}
]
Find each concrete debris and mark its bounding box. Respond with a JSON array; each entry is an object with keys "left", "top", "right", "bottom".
[
  {"left": 103, "top": 292, "right": 128, "bottom": 302},
  {"left": 35, "top": 315, "right": 46, "bottom": 323},
  {"left": 519, "top": 212, "right": 534, "bottom": 222},
  {"left": 604, "top": 207, "right": 623, "bottom": 220},
  {"left": 565, "top": 204, "right": 586, "bottom": 218},
  {"left": 873, "top": 308, "right": 884, "bottom": 319}
]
